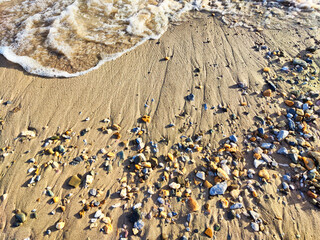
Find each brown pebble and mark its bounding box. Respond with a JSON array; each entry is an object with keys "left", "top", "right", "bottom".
[
  {"left": 204, "top": 228, "right": 213, "bottom": 238},
  {"left": 263, "top": 89, "right": 272, "bottom": 97},
  {"left": 187, "top": 197, "right": 199, "bottom": 212}
]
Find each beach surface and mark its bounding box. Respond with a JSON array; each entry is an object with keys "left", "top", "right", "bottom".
[{"left": 0, "top": 13, "right": 320, "bottom": 240}]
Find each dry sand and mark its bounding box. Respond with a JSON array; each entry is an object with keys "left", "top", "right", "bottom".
[{"left": 0, "top": 13, "right": 320, "bottom": 240}]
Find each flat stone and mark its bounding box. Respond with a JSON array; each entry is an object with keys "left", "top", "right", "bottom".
[
  {"left": 15, "top": 213, "right": 27, "bottom": 223},
  {"left": 187, "top": 197, "right": 199, "bottom": 212},
  {"left": 293, "top": 58, "right": 308, "bottom": 68},
  {"left": 204, "top": 228, "right": 213, "bottom": 238},
  {"left": 229, "top": 135, "right": 238, "bottom": 143},
  {"left": 94, "top": 210, "right": 102, "bottom": 218},
  {"left": 89, "top": 189, "right": 97, "bottom": 196},
  {"left": 309, "top": 151, "right": 320, "bottom": 165},
  {"left": 261, "top": 143, "right": 273, "bottom": 149},
  {"left": 263, "top": 89, "right": 272, "bottom": 97},
  {"left": 209, "top": 181, "right": 228, "bottom": 196},
  {"left": 56, "top": 221, "right": 65, "bottom": 230},
  {"left": 68, "top": 175, "right": 82, "bottom": 188},
  {"left": 230, "top": 202, "right": 243, "bottom": 210},
  {"left": 277, "top": 130, "right": 289, "bottom": 141},
  {"left": 288, "top": 153, "right": 298, "bottom": 163},
  {"left": 286, "top": 136, "right": 297, "bottom": 146},
  {"left": 277, "top": 147, "right": 288, "bottom": 155},
  {"left": 196, "top": 171, "right": 206, "bottom": 180},
  {"left": 303, "top": 157, "right": 315, "bottom": 170},
  {"left": 251, "top": 222, "right": 259, "bottom": 232}
]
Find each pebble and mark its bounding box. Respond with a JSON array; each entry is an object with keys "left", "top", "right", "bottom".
[
  {"left": 251, "top": 222, "right": 259, "bottom": 232},
  {"left": 277, "top": 130, "right": 289, "bottom": 141},
  {"left": 15, "top": 213, "right": 27, "bottom": 223},
  {"left": 214, "top": 223, "right": 221, "bottom": 231},
  {"left": 277, "top": 147, "right": 288, "bottom": 155},
  {"left": 89, "top": 189, "right": 97, "bottom": 196},
  {"left": 229, "top": 135, "right": 238, "bottom": 143},
  {"left": 186, "top": 94, "right": 195, "bottom": 101},
  {"left": 196, "top": 171, "right": 206, "bottom": 180},
  {"left": 293, "top": 58, "right": 308, "bottom": 68},
  {"left": 68, "top": 175, "right": 82, "bottom": 188},
  {"left": 263, "top": 89, "right": 272, "bottom": 97},
  {"left": 258, "top": 169, "right": 270, "bottom": 181},
  {"left": 230, "top": 203, "right": 243, "bottom": 210},
  {"left": 187, "top": 197, "right": 199, "bottom": 212},
  {"left": 56, "top": 221, "right": 65, "bottom": 230},
  {"left": 94, "top": 210, "right": 102, "bottom": 218},
  {"left": 204, "top": 228, "right": 213, "bottom": 238},
  {"left": 209, "top": 181, "right": 228, "bottom": 196}
]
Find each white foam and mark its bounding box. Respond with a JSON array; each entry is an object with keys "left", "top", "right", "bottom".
[{"left": 0, "top": 35, "right": 157, "bottom": 77}]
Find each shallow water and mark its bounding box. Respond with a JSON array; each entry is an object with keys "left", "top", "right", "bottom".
[{"left": 0, "top": 0, "right": 319, "bottom": 77}]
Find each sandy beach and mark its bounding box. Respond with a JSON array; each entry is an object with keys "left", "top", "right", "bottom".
[{"left": 1, "top": 13, "right": 320, "bottom": 240}]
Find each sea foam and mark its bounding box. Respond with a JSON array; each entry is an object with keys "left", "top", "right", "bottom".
[{"left": 0, "top": 0, "right": 319, "bottom": 77}]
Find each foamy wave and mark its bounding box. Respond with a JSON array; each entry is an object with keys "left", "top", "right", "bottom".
[{"left": 0, "top": 0, "right": 319, "bottom": 77}]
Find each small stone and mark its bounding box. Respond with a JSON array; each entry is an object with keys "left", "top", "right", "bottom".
[
  {"left": 296, "top": 109, "right": 304, "bottom": 116},
  {"left": 261, "top": 143, "right": 273, "bottom": 149},
  {"left": 288, "top": 153, "right": 298, "bottom": 163},
  {"left": 141, "top": 115, "right": 151, "bottom": 123},
  {"left": 303, "top": 157, "right": 315, "bottom": 170},
  {"left": 229, "top": 135, "right": 238, "bottom": 143},
  {"left": 56, "top": 221, "right": 65, "bottom": 230},
  {"left": 68, "top": 175, "right": 82, "bottom": 188},
  {"left": 1, "top": 193, "right": 8, "bottom": 201},
  {"left": 254, "top": 159, "right": 266, "bottom": 168},
  {"left": 230, "top": 202, "right": 243, "bottom": 210},
  {"left": 104, "top": 223, "right": 113, "bottom": 234},
  {"left": 309, "top": 151, "right": 320, "bottom": 166},
  {"left": 169, "top": 182, "right": 181, "bottom": 189},
  {"left": 89, "top": 189, "right": 97, "bottom": 196},
  {"left": 217, "top": 168, "right": 229, "bottom": 180},
  {"left": 196, "top": 171, "right": 206, "bottom": 180},
  {"left": 209, "top": 181, "right": 228, "bottom": 196},
  {"left": 214, "top": 223, "right": 221, "bottom": 231},
  {"left": 259, "top": 169, "right": 270, "bottom": 181},
  {"left": 94, "top": 210, "right": 102, "bottom": 218},
  {"left": 251, "top": 222, "right": 259, "bottom": 232},
  {"left": 187, "top": 197, "right": 199, "bottom": 212},
  {"left": 220, "top": 198, "right": 229, "bottom": 208},
  {"left": 47, "top": 190, "right": 54, "bottom": 197},
  {"left": 132, "top": 228, "right": 139, "bottom": 235},
  {"left": 249, "top": 210, "right": 260, "bottom": 221},
  {"left": 277, "top": 130, "right": 289, "bottom": 141},
  {"left": 286, "top": 136, "right": 298, "bottom": 146},
  {"left": 263, "top": 89, "right": 272, "bottom": 97},
  {"left": 204, "top": 228, "right": 213, "bottom": 238},
  {"left": 263, "top": 67, "right": 270, "bottom": 72},
  {"left": 277, "top": 147, "right": 288, "bottom": 155},
  {"left": 15, "top": 213, "right": 27, "bottom": 223},
  {"left": 186, "top": 94, "right": 195, "bottom": 101},
  {"left": 86, "top": 175, "right": 94, "bottom": 185},
  {"left": 204, "top": 180, "right": 213, "bottom": 188},
  {"left": 293, "top": 58, "right": 308, "bottom": 68},
  {"left": 284, "top": 100, "right": 294, "bottom": 107},
  {"left": 167, "top": 153, "right": 174, "bottom": 161}
]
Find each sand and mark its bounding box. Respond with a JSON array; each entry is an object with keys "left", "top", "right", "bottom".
[{"left": 0, "top": 13, "right": 320, "bottom": 240}]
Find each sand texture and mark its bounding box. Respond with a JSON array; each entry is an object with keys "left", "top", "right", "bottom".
[{"left": 0, "top": 14, "right": 320, "bottom": 240}]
